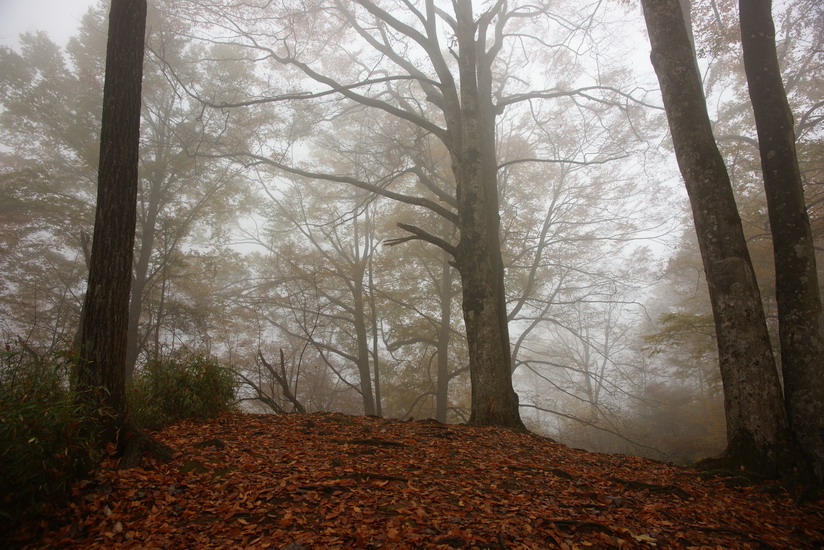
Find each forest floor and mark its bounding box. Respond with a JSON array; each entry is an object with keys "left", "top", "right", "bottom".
[{"left": 7, "top": 411, "right": 824, "bottom": 549}]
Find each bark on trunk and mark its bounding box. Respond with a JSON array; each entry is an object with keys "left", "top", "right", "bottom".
[
  {"left": 739, "top": 0, "right": 824, "bottom": 481},
  {"left": 77, "top": 0, "right": 148, "bottom": 420},
  {"left": 452, "top": 0, "right": 523, "bottom": 430},
  {"left": 76, "top": 0, "right": 173, "bottom": 466},
  {"left": 641, "top": 0, "right": 794, "bottom": 475}
]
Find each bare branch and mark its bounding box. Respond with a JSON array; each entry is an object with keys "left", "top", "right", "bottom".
[
  {"left": 519, "top": 403, "right": 664, "bottom": 454},
  {"left": 715, "top": 134, "right": 759, "bottom": 149},
  {"left": 197, "top": 150, "right": 459, "bottom": 224},
  {"left": 385, "top": 223, "right": 458, "bottom": 258},
  {"left": 498, "top": 86, "right": 664, "bottom": 112},
  {"left": 498, "top": 153, "right": 630, "bottom": 170},
  {"left": 258, "top": 349, "right": 306, "bottom": 413},
  {"left": 277, "top": 42, "right": 449, "bottom": 141},
  {"left": 233, "top": 367, "right": 286, "bottom": 413}
]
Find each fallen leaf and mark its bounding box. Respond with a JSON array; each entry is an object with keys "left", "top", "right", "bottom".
[{"left": 6, "top": 412, "right": 823, "bottom": 549}]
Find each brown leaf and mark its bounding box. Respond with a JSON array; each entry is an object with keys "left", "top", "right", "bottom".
[{"left": 7, "top": 412, "right": 824, "bottom": 549}]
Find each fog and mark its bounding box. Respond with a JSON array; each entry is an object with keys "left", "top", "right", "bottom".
[
  {"left": 1, "top": 0, "right": 821, "bottom": 467},
  {"left": 0, "top": 0, "right": 98, "bottom": 46}
]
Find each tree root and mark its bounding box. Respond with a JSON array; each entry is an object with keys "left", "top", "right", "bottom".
[{"left": 117, "top": 422, "right": 175, "bottom": 469}]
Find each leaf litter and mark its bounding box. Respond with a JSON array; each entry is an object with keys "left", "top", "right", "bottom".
[{"left": 7, "top": 412, "right": 824, "bottom": 548}]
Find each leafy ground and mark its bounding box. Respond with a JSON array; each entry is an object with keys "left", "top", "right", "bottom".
[{"left": 7, "top": 412, "right": 824, "bottom": 549}]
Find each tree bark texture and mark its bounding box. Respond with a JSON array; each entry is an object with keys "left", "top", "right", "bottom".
[
  {"left": 77, "top": 0, "right": 148, "bottom": 423},
  {"left": 76, "top": 0, "right": 174, "bottom": 467},
  {"left": 451, "top": 0, "right": 524, "bottom": 430},
  {"left": 739, "top": 0, "right": 824, "bottom": 481},
  {"left": 641, "top": 0, "right": 794, "bottom": 475}
]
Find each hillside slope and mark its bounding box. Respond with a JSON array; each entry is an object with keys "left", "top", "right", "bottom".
[{"left": 8, "top": 412, "right": 824, "bottom": 548}]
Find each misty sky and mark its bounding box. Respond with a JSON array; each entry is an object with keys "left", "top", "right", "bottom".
[{"left": 0, "top": 0, "right": 97, "bottom": 47}]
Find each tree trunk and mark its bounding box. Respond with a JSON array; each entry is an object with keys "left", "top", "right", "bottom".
[
  {"left": 452, "top": 0, "right": 524, "bottom": 430},
  {"left": 353, "top": 264, "right": 376, "bottom": 416},
  {"left": 75, "top": 0, "right": 172, "bottom": 465},
  {"left": 435, "top": 249, "right": 454, "bottom": 423},
  {"left": 641, "top": 0, "right": 794, "bottom": 475},
  {"left": 368, "top": 248, "right": 383, "bottom": 417},
  {"left": 125, "top": 176, "right": 163, "bottom": 380},
  {"left": 739, "top": 0, "right": 824, "bottom": 481}
]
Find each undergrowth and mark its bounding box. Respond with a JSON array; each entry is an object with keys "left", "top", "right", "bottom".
[
  {"left": 127, "top": 351, "right": 238, "bottom": 429},
  {"left": 1, "top": 345, "right": 237, "bottom": 529},
  {"left": 0, "top": 347, "right": 106, "bottom": 528}
]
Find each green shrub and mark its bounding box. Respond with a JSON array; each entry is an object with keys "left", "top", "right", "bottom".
[
  {"left": 128, "top": 352, "right": 238, "bottom": 429},
  {"left": 0, "top": 347, "right": 106, "bottom": 526}
]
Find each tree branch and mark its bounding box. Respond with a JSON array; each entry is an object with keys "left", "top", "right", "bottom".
[
  {"left": 198, "top": 150, "right": 459, "bottom": 224},
  {"left": 498, "top": 153, "right": 630, "bottom": 170},
  {"left": 715, "top": 133, "right": 759, "bottom": 149},
  {"left": 385, "top": 223, "right": 457, "bottom": 258},
  {"left": 519, "top": 403, "right": 663, "bottom": 454},
  {"left": 498, "top": 86, "right": 663, "bottom": 112},
  {"left": 258, "top": 349, "right": 306, "bottom": 413}
]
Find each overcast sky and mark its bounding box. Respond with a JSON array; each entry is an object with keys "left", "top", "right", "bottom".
[{"left": 0, "top": 0, "right": 98, "bottom": 47}]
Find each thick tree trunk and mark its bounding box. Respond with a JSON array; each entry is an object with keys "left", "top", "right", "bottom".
[
  {"left": 641, "top": 0, "right": 794, "bottom": 475},
  {"left": 77, "top": 0, "right": 148, "bottom": 420},
  {"left": 739, "top": 0, "right": 824, "bottom": 481},
  {"left": 452, "top": 0, "right": 523, "bottom": 430},
  {"left": 455, "top": 208, "right": 521, "bottom": 428},
  {"left": 76, "top": 0, "right": 172, "bottom": 465}
]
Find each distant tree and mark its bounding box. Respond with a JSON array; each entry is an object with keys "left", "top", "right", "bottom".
[
  {"left": 173, "top": 0, "right": 658, "bottom": 428},
  {"left": 75, "top": 0, "right": 172, "bottom": 466},
  {"left": 0, "top": 4, "right": 253, "bottom": 372},
  {"left": 241, "top": 185, "right": 383, "bottom": 416},
  {"left": 643, "top": 228, "right": 720, "bottom": 396},
  {"left": 0, "top": 31, "right": 100, "bottom": 352}
]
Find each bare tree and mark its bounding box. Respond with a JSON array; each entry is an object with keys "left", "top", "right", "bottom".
[
  {"left": 170, "top": 0, "right": 652, "bottom": 428},
  {"left": 236, "top": 349, "right": 307, "bottom": 413},
  {"left": 235, "top": 183, "right": 385, "bottom": 415}
]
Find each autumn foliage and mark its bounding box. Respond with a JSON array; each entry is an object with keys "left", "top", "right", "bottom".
[{"left": 7, "top": 412, "right": 824, "bottom": 549}]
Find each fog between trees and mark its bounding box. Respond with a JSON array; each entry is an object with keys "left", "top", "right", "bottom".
[{"left": 1, "top": 0, "right": 821, "bottom": 468}]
